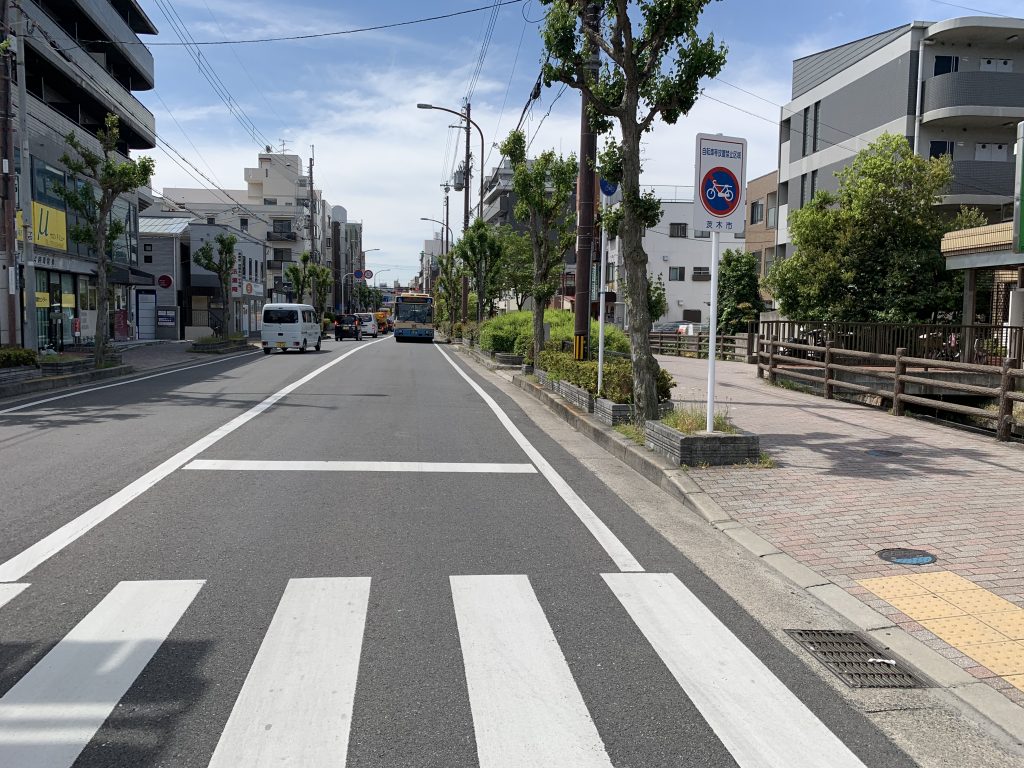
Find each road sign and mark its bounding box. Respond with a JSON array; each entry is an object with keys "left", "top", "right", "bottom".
[
  {"left": 693, "top": 133, "right": 747, "bottom": 232},
  {"left": 354, "top": 269, "right": 364, "bottom": 280},
  {"left": 363, "top": 269, "right": 374, "bottom": 280},
  {"left": 599, "top": 178, "right": 618, "bottom": 197}
]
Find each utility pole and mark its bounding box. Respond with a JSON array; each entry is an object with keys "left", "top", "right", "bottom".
[
  {"left": 1, "top": 0, "right": 16, "bottom": 345},
  {"left": 15, "top": 11, "right": 36, "bottom": 350},
  {"left": 573, "top": 2, "right": 600, "bottom": 361},
  {"left": 461, "top": 101, "right": 471, "bottom": 324}
]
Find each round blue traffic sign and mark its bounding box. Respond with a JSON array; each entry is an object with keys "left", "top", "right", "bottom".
[
  {"left": 354, "top": 269, "right": 364, "bottom": 280},
  {"left": 599, "top": 178, "right": 618, "bottom": 197},
  {"left": 700, "top": 166, "right": 740, "bottom": 218}
]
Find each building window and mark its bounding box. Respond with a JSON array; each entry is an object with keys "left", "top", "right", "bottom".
[
  {"left": 750, "top": 200, "right": 765, "bottom": 225},
  {"left": 143, "top": 253, "right": 152, "bottom": 264},
  {"left": 273, "top": 219, "right": 292, "bottom": 234},
  {"left": 669, "top": 223, "right": 688, "bottom": 238},
  {"left": 263, "top": 198, "right": 278, "bottom": 205},
  {"left": 273, "top": 248, "right": 290, "bottom": 261},
  {"left": 240, "top": 218, "right": 248, "bottom": 232},
  {"left": 802, "top": 107, "right": 812, "bottom": 156},
  {"left": 143, "top": 243, "right": 152, "bottom": 251},
  {"left": 682, "top": 309, "right": 702, "bottom": 322},
  {"left": 812, "top": 101, "right": 821, "bottom": 152},
  {"left": 933, "top": 55, "right": 959, "bottom": 75},
  {"left": 810, "top": 169, "right": 818, "bottom": 199},
  {"left": 929, "top": 140, "right": 954, "bottom": 159},
  {"left": 669, "top": 266, "right": 685, "bottom": 281},
  {"left": 695, "top": 230, "right": 711, "bottom": 239},
  {"left": 692, "top": 267, "right": 711, "bottom": 281},
  {"left": 800, "top": 173, "right": 809, "bottom": 207},
  {"left": 766, "top": 198, "right": 777, "bottom": 229}
]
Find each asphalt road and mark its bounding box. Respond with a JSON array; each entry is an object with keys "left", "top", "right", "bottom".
[{"left": 0, "top": 337, "right": 921, "bottom": 767}]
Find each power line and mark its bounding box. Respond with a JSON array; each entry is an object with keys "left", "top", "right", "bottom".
[
  {"left": 483, "top": 0, "right": 532, "bottom": 171},
  {"left": 465, "top": 0, "right": 502, "bottom": 102},
  {"left": 526, "top": 83, "right": 568, "bottom": 152},
  {"left": 928, "top": 0, "right": 1013, "bottom": 17}
]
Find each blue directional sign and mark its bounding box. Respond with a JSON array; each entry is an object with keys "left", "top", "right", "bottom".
[
  {"left": 599, "top": 178, "right": 618, "bottom": 197},
  {"left": 354, "top": 269, "right": 364, "bottom": 280}
]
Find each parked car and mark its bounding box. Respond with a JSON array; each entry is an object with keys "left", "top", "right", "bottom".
[
  {"left": 355, "top": 313, "right": 379, "bottom": 338},
  {"left": 335, "top": 314, "right": 362, "bottom": 341}
]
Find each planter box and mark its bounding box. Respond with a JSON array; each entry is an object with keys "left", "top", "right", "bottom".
[
  {"left": 191, "top": 341, "right": 251, "bottom": 354},
  {"left": 558, "top": 380, "right": 594, "bottom": 413},
  {"left": 594, "top": 398, "right": 674, "bottom": 426},
  {"left": 535, "top": 369, "right": 555, "bottom": 391},
  {"left": 645, "top": 420, "right": 760, "bottom": 466},
  {"left": 495, "top": 352, "right": 524, "bottom": 366},
  {"left": 40, "top": 359, "right": 90, "bottom": 376},
  {"left": 0, "top": 365, "right": 41, "bottom": 384}
]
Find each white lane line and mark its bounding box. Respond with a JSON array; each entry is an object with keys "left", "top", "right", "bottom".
[
  {"left": 0, "top": 580, "right": 204, "bottom": 768},
  {"left": 208, "top": 577, "right": 370, "bottom": 767},
  {"left": 185, "top": 459, "right": 537, "bottom": 474},
  {"left": 0, "top": 351, "right": 261, "bottom": 415},
  {"left": 604, "top": 573, "right": 868, "bottom": 768},
  {"left": 0, "top": 339, "right": 387, "bottom": 583},
  {"left": 437, "top": 347, "right": 643, "bottom": 572},
  {"left": 451, "top": 575, "right": 614, "bottom": 768},
  {"left": 0, "top": 583, "right": 29, "bottom": 609}
]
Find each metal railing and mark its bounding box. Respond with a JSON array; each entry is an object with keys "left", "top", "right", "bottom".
[
  {"left": 649, "top": 331, "right": 754, "bottom": 362},
  {"left": 190, "top": 309, "right": 224, "bottom": 335}
]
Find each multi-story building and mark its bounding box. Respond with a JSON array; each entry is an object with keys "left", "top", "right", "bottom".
[
  {"left": 604, "top": 199, "right": 745, "bottom": 327},
  {"left": 777, "top": 16, "right": 1024, "bottom": 258},
  {"left": 420, "top": 234, "right": 443, "bottom": 293},
  {"left": 744, "top": 171, "right": 779, "bottom": 281},
  {"left": 1, "top": 0, "right": 158, "bottom": 349},
  {"left": 341, "top": 221, "right": 363, "bottom": 313}
]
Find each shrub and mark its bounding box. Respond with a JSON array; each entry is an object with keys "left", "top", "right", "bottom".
[
  {"left": 537, "top": 350, "right": 674, "bottom": 403},
  {"left": 662, "top": 405, "right": 736, "bottom": 435},
  {"left": 480, "top": 311, "right": 532, "bottom": 353},
  {"left": 452, "top": 322, "right": 463, "bottom": 339},
  {"left": 479, "top": 309, "right": 630, "bottom": 358},
  {"left": 0, "top": 346, "right": 39, "bottom": 368}
]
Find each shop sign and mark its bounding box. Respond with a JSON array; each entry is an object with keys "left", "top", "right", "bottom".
[
  {"left": 157, "top": 309, "right": 176, "bottom": 327},
  {"left": 16, "top": 203, "right": 68, "bottom": 251},
  {"left": 157, "top": 274, "right": 173, "bottom": 289}
]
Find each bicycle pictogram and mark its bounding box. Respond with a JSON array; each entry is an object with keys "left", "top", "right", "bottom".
[
  {"left": 700, "top": 166, "right": 741, "bottom": 217},
  {"left": 705, "top": 179, "right": 734, "bottom": 202}
]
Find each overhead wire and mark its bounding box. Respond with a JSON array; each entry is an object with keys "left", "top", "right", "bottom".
[{"left": 464, "top": 0, "right": 502, "bottom": 103}]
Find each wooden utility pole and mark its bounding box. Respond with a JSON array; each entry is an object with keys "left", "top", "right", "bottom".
[
  {"left": 15, "top": 11, "right": 36, "bottom": 349},
  {"left": 1, "top": 0, "right": 17, "bottom": 345}
]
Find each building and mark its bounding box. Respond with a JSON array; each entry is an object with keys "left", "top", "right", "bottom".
[
  {"left": 777, "top": 16, "right": 1024, "bottom": 258},
  {"left": 744, "top": 171, "right": 779, "bottom": 284},
  {"left": 603, "top": 198, "right": 745, "bottom": 327},
  {"left": 341, "top": 221, "right": 363, "bottom": 313},
  {"left": 1, "top": 0, "right": 158, "bottom": 349},
  {"left": 420, "top": 233, "right": 443, "bottom": 293}
]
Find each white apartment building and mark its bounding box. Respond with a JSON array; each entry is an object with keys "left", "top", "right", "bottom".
[{"left": 604, "top": 199, "right": 745, "bottom": 327}]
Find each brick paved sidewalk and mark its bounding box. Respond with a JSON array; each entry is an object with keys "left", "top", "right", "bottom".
[
  {"left": 657, "top": 354, "right": 1024, "bottom": 705},
  {"left": 117, "top": 340, "right": 258, "bottom": 372}
]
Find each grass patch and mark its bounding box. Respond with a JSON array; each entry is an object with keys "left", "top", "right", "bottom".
[
  {"left": 769, "top": 376, "right": 818, "bottom": 395},
  {"left": 661, "top": 404, "right": 736, "bottom": 435},
  {"left": 739, "top": 451, "right": 776, "bottom": 469},
  {"left": 614, "top": 423, "right": 646, "bottom": 445},
  {"left": 525, "top": 374, "right": 539, "bottom": 384}
]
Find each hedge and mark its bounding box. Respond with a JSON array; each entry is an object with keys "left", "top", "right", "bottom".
[
  {"left": 0, "top": 346, "right": 38, "bottom": 369},
  {"left": 480, "top": 310, "right": 630, "bottom": 360},
  {"left": 537, "top": 350, "right": 674, "bottom": 404}
]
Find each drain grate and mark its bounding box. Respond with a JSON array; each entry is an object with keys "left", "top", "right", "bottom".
[{"left": 786, "top": 629, "right": 927, "bottom": 689}]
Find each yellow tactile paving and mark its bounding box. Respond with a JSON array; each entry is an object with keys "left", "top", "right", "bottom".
[
  {"left": 884, "top": 593, "right": 966, "bottom": 620},
  {"left": 858, "top": 571, "right": 1024, "bottom": 681},
  {"left": 958, "top": 642, "right": 1024, "bottom": 676},
  {"left": 919, "top": 617, "right": 1008, "bottom": 646}
]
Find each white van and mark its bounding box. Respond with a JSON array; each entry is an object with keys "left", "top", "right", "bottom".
[{"left": 261, "top": 303, "right": 321, "bottom": 354}]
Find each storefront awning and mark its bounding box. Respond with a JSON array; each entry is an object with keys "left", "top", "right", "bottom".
[{"left": 108, "top": 265, "right": 156, "bottom": 286}]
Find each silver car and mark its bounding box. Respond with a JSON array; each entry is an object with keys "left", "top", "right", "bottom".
[{"left": 355, "top": 313, "right": 379, "bottom": 338}]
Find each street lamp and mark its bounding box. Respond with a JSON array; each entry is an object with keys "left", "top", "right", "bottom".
[
  {"left": 372, "top": 268, "right": 392, "bottom": 289},
  {"left": 417, "top": 103, "right": 484, "bottom": 223},
  {"left": 344, "top": 248, "right": 380, "bottom": 313}
]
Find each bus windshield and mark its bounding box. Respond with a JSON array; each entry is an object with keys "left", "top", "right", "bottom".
[{"left": 395, "top": 303, "right": 432, "bottom": 324}]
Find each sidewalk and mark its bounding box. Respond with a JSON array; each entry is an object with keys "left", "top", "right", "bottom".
[
  {"left": 116, "top": 340, "right": 256, "bottom": 372},
  {"left": 657, "top": 354, "right": 1024, "bottom": 707}
]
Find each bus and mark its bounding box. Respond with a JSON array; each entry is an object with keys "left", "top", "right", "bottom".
[{"left": 393, "top": 293, "right": 434, "bottom": 342}]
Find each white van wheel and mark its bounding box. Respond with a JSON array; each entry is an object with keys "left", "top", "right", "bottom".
[
  {"left": 300, "top": 340, "right": 307, "bottom": 353},
  {"left": 315, "top": 339, "right": 321, "bottom": 351}
]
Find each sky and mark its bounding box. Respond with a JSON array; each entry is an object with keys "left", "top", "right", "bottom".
[{"left": 135, "top": 0, "right": 1024, "bottom": 285}]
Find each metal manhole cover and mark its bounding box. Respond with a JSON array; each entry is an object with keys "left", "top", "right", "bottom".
[
  {"left": 877, "top": 548, "right": 937, "bottom": 566},
  {"left": 786, "top": 629, "right": 927, "bottom": 689},
  {"left": 866, "top": 449, "right": 901, "bottom": 458}
]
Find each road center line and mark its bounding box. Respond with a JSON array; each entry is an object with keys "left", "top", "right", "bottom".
[
  {"left": 0, "top": 583, "right": 29, "bottom": 610},
  {"left": 0, "top": 351, "right": 262, "bottom": 415},
  {"left": 185, "top": 460, "right": 537, "bottom": 473},
  {"left": 0, "top": 339, "right": 387, "bottom": 583},
  {"left": 436, "top": 347, "right": 644, "bottom": 572}
]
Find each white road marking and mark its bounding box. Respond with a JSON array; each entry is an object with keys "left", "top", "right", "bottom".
[
  {"left": 0, "top": 580, "right": 203, "bottom": 768},
  {"left": 0, "top": 351, "right": 261, "bottom": 415},
  {"left": 437, "top": 347, "right": 643, "bottom": 572},
  {"left": 184, "top": 459, "right": 537, "bottom": 474},
  {"left": 0, "top": 583, "right": 29, "bottom": 609},
  {"left": 604, "top": 572, "right": 868, "bottom": 768},
  {"left": 208, "top": 577, "right": 370, "bottom": 767},
  {"left": 451, "top": 575, "right": 614, "bottom": 768},
  {"left": 0, "top": 339, "right": 387, "bottom": 582}
]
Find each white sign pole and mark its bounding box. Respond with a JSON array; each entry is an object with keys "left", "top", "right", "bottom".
[
  {"left": 706, "top": 230, "right": 721, "bottom": 432},
  {"left": 597, "top": 194, "right": 608, "bottom": 395}
]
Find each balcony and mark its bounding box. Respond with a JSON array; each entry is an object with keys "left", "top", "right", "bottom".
[
  {"left": 267, "top": 231, "right": 297, "bottom": 242},
  {"left": 245, "top": 167, "right": 267, "bottom": 183},
  {"left": 921, "top": 71, "right": 1024, "bottom": 125},
  {"left": 948, "top": 160, "right": 1015, "bottom": 198}
]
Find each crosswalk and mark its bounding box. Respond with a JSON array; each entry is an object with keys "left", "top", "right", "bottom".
[{"left": 0, "top": 574, "right": 871, "bottom": 768}]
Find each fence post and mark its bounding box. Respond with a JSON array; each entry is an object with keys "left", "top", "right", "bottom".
[
  {"left": 746, "top": 322, "right": 756, "bottom": 364},
  {"left": 768, "top": 336, "right": 778, "bottom": 384},
  {"left": 893, "top": 347, "right": 907, "bottom": 417},
  {"left": 757, "top": 335, "right": 765, "bottom": 378},
  {"left": 824, "top": 341, "right": 834, "bottom": 400},
  {"left": 997, "top": 357, "right": 1018, "bottom": 441}
]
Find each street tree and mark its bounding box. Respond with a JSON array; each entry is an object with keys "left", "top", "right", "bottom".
[
  {"left": 284, "top": 251, "right": 313, "bottom": 302},
  {"left": 55, "top": 113, "right": 155, "bottom": 365},
  {"left": 192, "top": 234, "right": 238, "bottom": 337},
  {"left": 498, "top": 129, "right": 577, "bottom": 362},
  {"left": 494, "top": 225, "right": 534, "bottom": 311},
  {"left": 353, "top": 284, "right": 383, "bottom": 311},
  {"left": 540, "top": 0, "right": 728, "bottom": 423},
  {"left": 717, "top": 249, "right": 764, "bottom": 334},
  {"left": 309, "top": 264, "right": 333, "bottom": 321},
  {"left": 648, "top": 272, "right": 667, "bottom": 322},
  {"left": 764, "top": 133, "right": 960, "bottom": 322},
  {"left": 434, "top": 248, "right": 462, "bottom": 335},
  {"left": 460, "top": 219, "right": 503, "bottom": 322}
]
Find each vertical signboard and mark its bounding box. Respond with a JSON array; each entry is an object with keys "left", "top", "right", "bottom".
[{"left": 693, "top": 134, "right": 748, "bottom": 232}]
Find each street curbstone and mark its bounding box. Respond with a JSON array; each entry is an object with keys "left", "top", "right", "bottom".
[{"left": 806, "top": 584, "right": 896, "bottom": 632}]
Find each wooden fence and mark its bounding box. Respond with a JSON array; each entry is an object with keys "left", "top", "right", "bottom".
[
  {"left": 649, "top": 332, "right": 754, "bottom": 362},
  {"left": 757, "top": 336, "right": 1023, "bottom": 441}
]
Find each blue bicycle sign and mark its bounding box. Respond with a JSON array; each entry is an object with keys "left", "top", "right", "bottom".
[{"left": 700, "top": 167, "right": 740, "bottom": 217}]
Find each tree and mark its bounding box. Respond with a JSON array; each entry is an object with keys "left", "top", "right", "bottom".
[
  {"left": 540, "top": 0, "right": 727, "bottom": 424},
  {"left": 494, "top": 225, "right": 534, "bottom": 311},
  {"left": 459, "top": 219, "right": 503, "bottom": 323},
  {"left": 192, "top": 234, "right": 238, "bottom": 337},
  {"left": 284, "top": 251, "right": 313, "bottom": 302},
  {"left": 648, "top": 272, "right": 667, "bottom": 322},
  {"left": 309, "top": 264, "right": 333, "bottom": 320},
  {"left": 55, "top": 113, "right": 155, "bottom": 366},
  {"left": 353, "top": 283, "right": 383, "bottom": 311},
  {"left": 764, "top": 133, "right": 959, "bottom": 322},
  {"left": 498, "top": 129, "right": 578, "bottom": 363},
  {"left": 434, "top": 247, "right": 462, "bottom": 335},
  {"left": 717, "top": 249, "right": 764, "bottom": 334}
]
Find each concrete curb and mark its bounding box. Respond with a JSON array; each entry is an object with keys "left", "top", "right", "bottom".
[
  {"left": 470, "top": 361, "right": 1024, "bottom": 745},
  {"left": 0, "top": 365, "right": 135, "bottom": 400}
]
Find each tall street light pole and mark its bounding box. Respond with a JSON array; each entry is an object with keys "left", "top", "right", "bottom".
[
  {"left": 420, "top": 217, "right": 452, "bottom": 294},
  {"left": 347, "top": 247, "right": 379, "bottom": 312}
]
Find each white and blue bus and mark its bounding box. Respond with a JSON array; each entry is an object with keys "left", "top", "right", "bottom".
[{"left": 393, "top": 293, "right": 434, "bottom": 342}]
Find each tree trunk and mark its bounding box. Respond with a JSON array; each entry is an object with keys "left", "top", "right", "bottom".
[
  {"left": 94, "top": 221, "right": 109, "bottom": 369},
  {"left": 222, "top": 273, "right": 232, "bottom": 338},
  {"left": 619, "top": 125, "right": 659, "bottom": 426}
]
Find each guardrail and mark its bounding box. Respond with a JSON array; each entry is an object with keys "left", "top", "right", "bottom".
[{"left": 757, "top": 336, "right": 1022, "bottom": 441}]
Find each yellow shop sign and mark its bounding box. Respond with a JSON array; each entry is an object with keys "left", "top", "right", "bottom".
[{"left": 16, "top": 202, "right": 68, "bottom": 252}]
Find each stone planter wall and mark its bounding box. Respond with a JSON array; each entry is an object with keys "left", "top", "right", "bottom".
[
  {"left": 645, "top": 420, "right": 760, "bottom": 466},
  {"left": 0, "top": 365, "right": 41, "bottom": 384},
  {"left": 558, "top": 380, "right": 594, "bottom": 413},
  {"left": 494, "top": 352, "right": 524, "bottom": 366},
  {"left": 191, "top": 341, "right": 252, "bottom": 354},
  {"left": 40, "top": 359, "right": 91, "bottom": 376},
  {"left": 594, "top": 398, "right": 674, "bottom": 426},
  {"left": 535, "top": 369, "right": 555, "bottom": 392}
]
